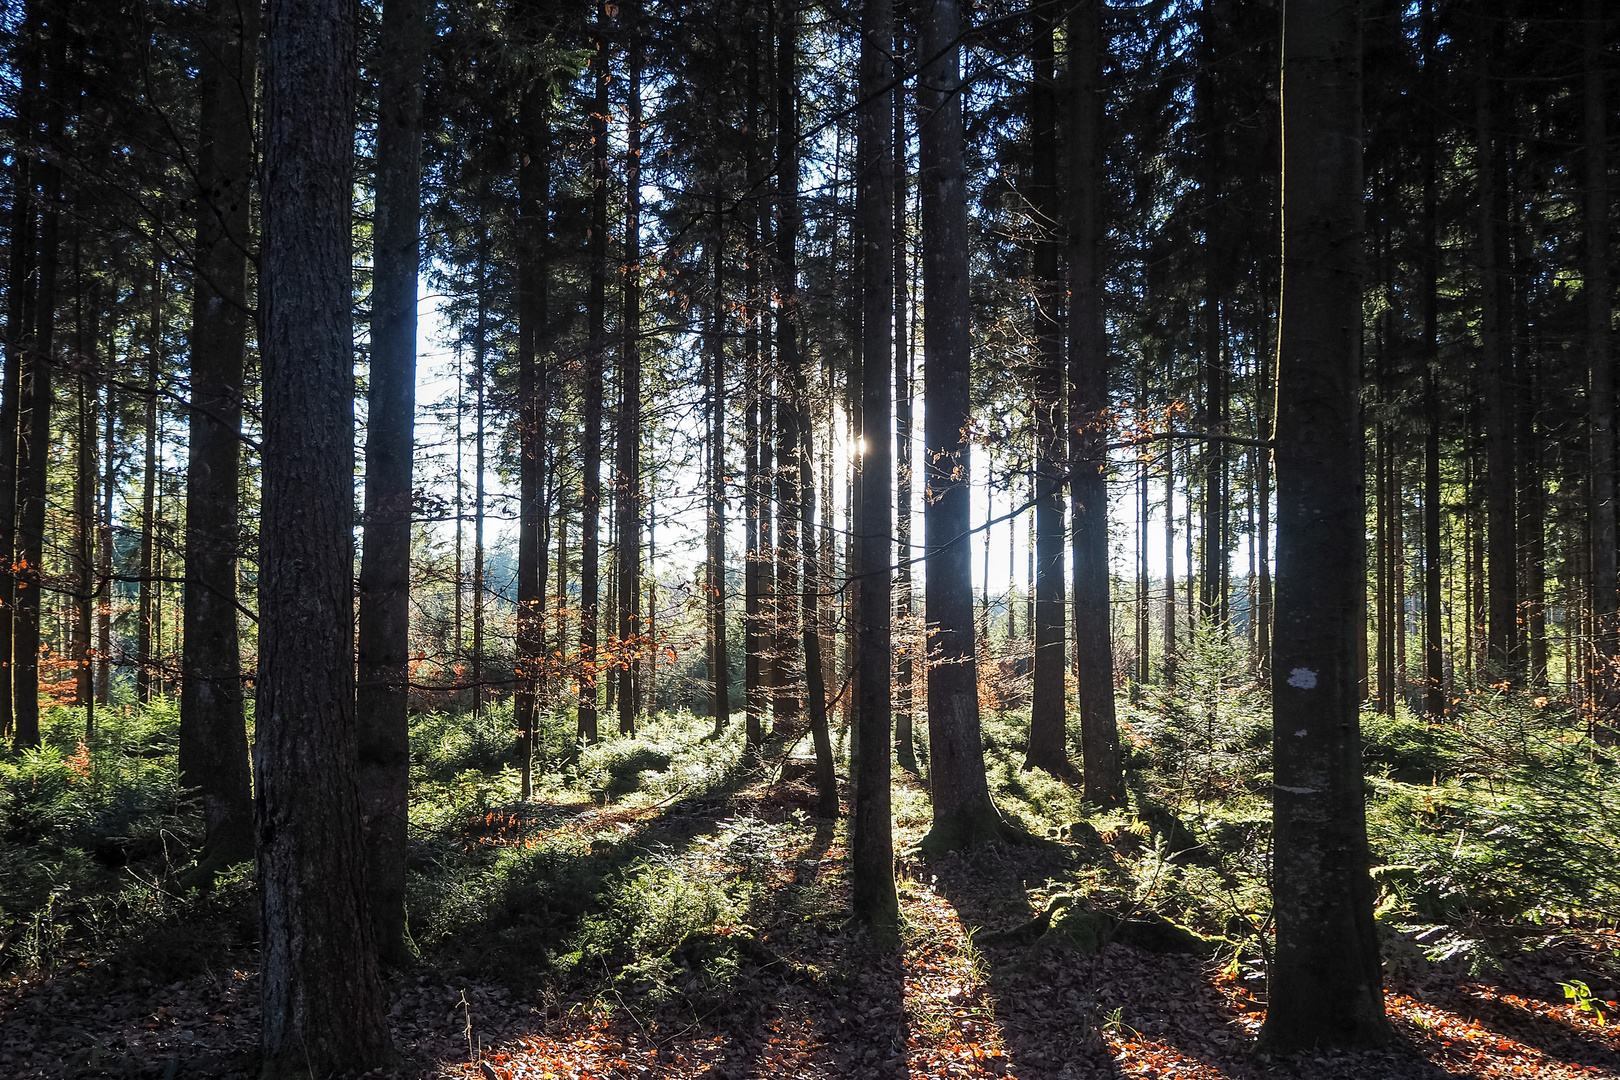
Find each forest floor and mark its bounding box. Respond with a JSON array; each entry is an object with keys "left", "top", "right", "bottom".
[
  {"left": 5, "top": 759, "right": 1620, "bottom": 1080},
  {"left": 8, "top": 671, "right": 1620, "bottom": 1080}
]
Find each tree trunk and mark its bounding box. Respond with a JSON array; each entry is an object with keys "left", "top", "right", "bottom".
[
  {"left": 355, "top": 0, "right": 425, "bottom": 963},
  {"left": 256, "top": 0, "right": 394, "bottom": 1070},
  {"left": 1023, "top": 0, "right": 1071, "bottom": 780},
  {"left": 709, "top": 197, "right": 730, "bottom": 734},
  {"left": 136, "top": 253, "right": 160, "bottom": 707},
  {"left": 516, "top": 4, "right": 551, "bottom": 796},
  {"left": 893, "top": 51, "right": 918, "bottom": 774},
  {"left": 1259, "top": 0, "right": 1388, "bottom": 1050},
  {"left": 851, "top": 0, "right": 897, "bottom": 929},
  {"left": 1586, "top": 0, "right": 1616, "bottom": 716},
  {"left": 0, "top": 0, "right": 39, "bottom": 744},
  {"left": 616, "top": 0, "right": 643, "bottom": 737},
  {"left": 579, "top": 1, "right": 610, "bottom": 743},
  {"left": 1476, "top": 10, "right": 1518, "bottom": 681},
  {"left": 180, "top": 0, "right": 260, "bottom": 879},
  {"left": 743, "top": 16, "right": 764, "bottom": 752},
  {"left": 1069, "top": 0, "right": 1122, "bottom": 805},
  {"left": 772, "top": 2, "right": 803, "bottom": 736},
  {"left": 15, "top": 28, "right": 64, "bottom": 748},
  {"left": 918, "top": 0, "right": 1003, "bottom": 851}
]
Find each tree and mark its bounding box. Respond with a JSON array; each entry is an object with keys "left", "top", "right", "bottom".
[
  {"left": 357, "top": 0, "right": 429, "bottom": 965},
  {"left": 918, "top": 0, "right": 1004, "bottom": 852},
  {"left": 178, "top": 0, "right": 259, "bottom": 877},
  {"left": 851, "top": 0, "right": 897, "bottom": 930},
  {"left": 1022, "top": 0, "right": 1072, "bottom": 781},
  {"left": 1259, "top": 0, "right": 1388, "bottom": 1050},
  {"left": 255, "top": 0, "right": 394, "bottom": 1070}
]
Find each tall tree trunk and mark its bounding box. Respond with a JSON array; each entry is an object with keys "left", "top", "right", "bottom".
[
  {"left": 515, "top": 6, "right": 551, "bottom": 797},
  {"left": 256, "top": 0, "right": 394, "bottom": 1070},
  {"left": 16, "top": 29, "right": 64, "bottom": 748},
  {"left": 0, "top": 0, "right": 39, "bottom": 744},
  {"left": 1420, "top": 0, "right": 1445, "bottom": 718},
  {"left": 918, "top": 0, "right": 1003, "bottom": 851},
  {"left": 852, "top": 0, "right": 897, "bottom": 928},
  {"left": 136, "top": 254, "right": 160, "bottom": 707},
  {"left": 893, "top": 52, "right": 918, "bottom": 774},
  {"left": 355, "top": 0, "right": 425, "bottom": 962},
  {"left": 1586, "top": 0, "right": 1616, "bottom": 717},
  {"left": 1476, "top": 9, "right": 1518, "bottom": 681},
  {"left": 742, "top": 15, "right": 764, "bottom": 751},
  {"left": 616, "top": 0, "right": 643, "bottom": 737},
  {"left": 74, "top": 268, "right": 95, "bottom": 720},
  {"left": 709, "top": 197, "right": 730, "bottom": 734},
  {"left": 1024, "top": 0, "right": 1072, "bottom": 779},
  {"left": 97, "top": 364, "right": 112, "bottom": 705},
  {"left": 179, "top": 0, "right": 260, "bottom": 878},
  {"left": 579, "top": 0, "right": 609, "bottom": 743},
  {"left": 772, "top": 2, "right": 803, "bottom": 736},
  {"left": 1069, "top": 0, "right": 1122, "bottom": 805},
  {"left": 1259, "top": 0, "right": 1388, "bottom": 1050},
  {"left": 472, "top": 205, "right": 488, "bottom": 717}
]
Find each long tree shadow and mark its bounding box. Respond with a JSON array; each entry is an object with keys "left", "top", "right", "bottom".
[
  {"left": 925, "top": 843, "right": 1467, "bottom": 1080},
  {"left": 1394, "top": 966, "right": 1620, "bottom": 1073}
]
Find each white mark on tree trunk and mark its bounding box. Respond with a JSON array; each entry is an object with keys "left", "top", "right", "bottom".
[
  {"left": 1287, "top": 667, "right": 1317, "bottom": 689},
  {"left": 1274, "top": 784, "right": 1318, "bottom": 795}
]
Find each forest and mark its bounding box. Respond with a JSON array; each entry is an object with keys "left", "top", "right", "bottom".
[{"left": 2, "top": 0, "right": 1620, "bottom": 1076}]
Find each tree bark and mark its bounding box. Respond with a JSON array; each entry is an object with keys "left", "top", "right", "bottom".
[
  {"left": 136, "top": 254, "right": 160, "bottom": 707},
  {"left": 516, "top": 5, "right": 551, "bottom": 796},
  {"left": 616, "top": 0, "right": 643, "bottom": 737},
  {"left": 1586, "top": 0, "right": 1616, "bottom": 717},
  {"left": 256, "top": 0, "right": 394, "bottom": 1069},
  {"left": 772, "top": 2, "right": 803, "bottom": 736},
  {"left": 852, "top": 0, "right": 897, "bottom": 930},
  {"left": 1069, "top": 0, "right": 1122, "bottom": 806},
  {"left": 579, "top": 1, "right": 610, "bottom": 743},
  {"left": 0, "top": 0, "right": 39, "bottom": 744},
  {"left": 918, "top": 0, "right": 1003, "bottom": 851},
  {"left": 180, "top": 0, "right": 260, "bottom": 878},
  {"left": 894, "top": 47, "right": 918, "bottom": 775},
  {"left": 1476, "top": 8, "right": 1518, "bottom": 681},
  {"left": 1024, "top": 0, "right": 1073, "bottom": 781},
  {"left": 1259, "top": 0, "right": 1388, "bottom": 1050},
  {"left": 709, "top": 197, "right": 730, "bottom": 734},
  {"left": 355, "top": 0, "right": 425, "bottom": 963},
  {"left": 15, "top": 27, "right": 64, "bottom": 748}
]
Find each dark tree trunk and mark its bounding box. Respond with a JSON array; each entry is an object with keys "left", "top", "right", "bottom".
[
  {"left": 0, "top": 0, "right": 38, "bottom": 744},
  {"left": 516, "top": 7, "right": 551, "bottom": 796},
  {"left": 918, "top": 0, "right": 1003, "bottom": 851},
  {"left": 1259, "top": 0, "right": 1388, "bottom": 1050},
  {"left": 709, "top": 197, "right": 729, "bottom": 734},
  {"left": 1476, "top": 10, "right": 1518, "bottom": 681},
  {"left": 1586, "top": 0, "right": 1616, "bottom": 716},
  {"left": 355, "top": 0, "right": 426, "bottom": 963},
  {"left": 579, "top": 2, "right": 609, "bottom": 744},
  {"left": 136, "top": 254, "right": 160, "bottom": 707},
  {"left": 256, "top": 0, "right": 394, "bottom": 1070},
  {"left": 1069, "top": 0, "right": 1122, "bottom": 806},
  {"left": 852, "top": 0, "right": 897, "bottom": 929},
  {"left": 616, "top": 0, "right": 643, "bottom": 737},
  {"left": 1419, "top": 0, "right": 1445, "bottom": 719},
  {"left": 743, "top": 16, "right": 764, "bottom": 752},
  {"left": 894, "top": 41, "right": 918, "bottom": 775},
  {"left": 772, "top": 3, "right": 802, "bottom": 736},
  {"left": 1024, "top": 0, "right": 1072, "bottom": 780},
  {"left": 180, "top": 0, "right": 260, "bottom": 877},
  {"left": 15, "top": 28, "right": 64, "bottom": 748}
]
